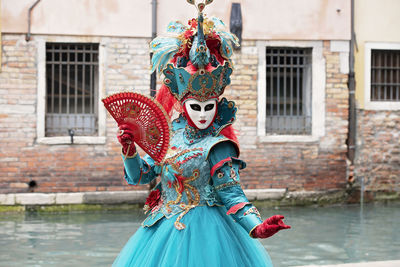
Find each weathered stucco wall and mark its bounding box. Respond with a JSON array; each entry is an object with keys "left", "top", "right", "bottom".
[
  {"left": 2, "top": 0, "right": 350, "bottom": 40},
  {"left": 353, "top": 0, "right": 400, "bottom": 108}
]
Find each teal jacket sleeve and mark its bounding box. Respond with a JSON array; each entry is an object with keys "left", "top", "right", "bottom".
[
  {"left": 208, "top": 141, "right": 262, "bottom": 236},
  {"left": 122, "top": 152, "right": 159, "bottom": 185}
]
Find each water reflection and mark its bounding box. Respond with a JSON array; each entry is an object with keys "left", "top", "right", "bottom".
[
  {"left": 0, "top": 203, "right": 399, "bottom": 267},
  {"left": 0, "top": 210, "right": 145, "bottom": 266},
  {"left": 260, "top": 202, "right": 400, "bottom": 266}
]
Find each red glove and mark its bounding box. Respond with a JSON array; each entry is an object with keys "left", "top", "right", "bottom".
[
  {"left": 117, "top": 124, "right": 136, "bottom": 157},
  {"left": 251, "top": 215, "right": 291, "bottom": 239}
]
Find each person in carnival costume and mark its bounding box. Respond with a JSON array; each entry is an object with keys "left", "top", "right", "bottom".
[{"left": 113, "top": 1, "right": 290, "bottom": 266}]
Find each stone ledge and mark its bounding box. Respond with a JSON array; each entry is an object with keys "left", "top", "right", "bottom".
[
  {"left": 1, "top": 190, "right": 397, "bottom": 208},
  {"left": 83, "top": 191, "right": 148, "bottom": 204},
  {"left": 283, "top": 190, "right": 348, "bottom": 205},
  {"left": 0, "top": 191, "right": 149, "bottom": 205},
  {"left": 1, "top": 189, "right": 369, "bottom": 207},
  {"left": 56, "top": 193, "right": 84, "bottom": 204},
  {"left": 244, "top": 189, "right": 287, "bottom": 201},
  {"left": 0, "top": 189, "right": 288, "bottom": 206},
  {"left": 0, "top": 194, "right": 15, "bottom": 205},
  {"left": 15, "top": 193, "right": 56, "bottom": 205}
]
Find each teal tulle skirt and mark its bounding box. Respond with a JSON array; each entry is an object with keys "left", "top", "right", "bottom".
[{"left": 113, "top": 206, "right": 272, "bottom": 267}]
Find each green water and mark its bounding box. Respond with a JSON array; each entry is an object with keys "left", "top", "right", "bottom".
[{"left": 0, "top": 202, "right": 399, "bottom": 267}]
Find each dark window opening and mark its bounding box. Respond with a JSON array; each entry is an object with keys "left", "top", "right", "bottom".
[
  {"left": 371, "top": 49, "right": 400, "bottom": 102},
  {"left": 265, "top": 47, "right": 312, "bottom": 135},
  {"left": 45, "top": 43, "right": 99, "bottom": 137}
]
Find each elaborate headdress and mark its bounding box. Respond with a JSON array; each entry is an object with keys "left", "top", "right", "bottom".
[{"left": 150, "top": 0, "right": 239, "bottom": 103}]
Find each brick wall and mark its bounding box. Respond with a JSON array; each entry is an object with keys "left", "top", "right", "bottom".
[
  {"left": 354, "top": 110, "right": 400, "bottom": 196},
  {"left": 227, "top": 40, "right": 349, "bottom": 191},
  {"left": 0, "top": 34, "right": 150, "bottom": 193},
  {"left": 0, "top": 35, "right": 350, "bottom": 194},
  {"left": 1, "top": 35, "right": 38, "bottom": 193}
]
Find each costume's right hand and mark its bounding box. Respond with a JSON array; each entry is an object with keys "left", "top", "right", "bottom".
[
  {"left": 117, "top": 124, "right": 136, "bottom": 156},
  {"left": 251, "top": 215, "right": 291, "bottom": 239}
]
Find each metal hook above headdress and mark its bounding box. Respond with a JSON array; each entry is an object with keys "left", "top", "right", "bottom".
[{"left": 186, "top": 0, "right": 213, "bottom": 13}]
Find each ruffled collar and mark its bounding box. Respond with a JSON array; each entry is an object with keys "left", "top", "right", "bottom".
[
  {"left": 183, "top": 123, "right": 217, "bottom": 144},
  {"left": 172, "top": 97, "right": 238, "bottom": 145}
]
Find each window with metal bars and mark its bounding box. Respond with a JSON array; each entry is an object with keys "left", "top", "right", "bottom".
[
  {"left": 371, "top": 49, "right": 400, "bottom": 101},
  {"left": 265, "top": 47, "right": 312, "bottom": 135},
  {"left": 45, "top": 43, "right": 99, "bottom": 137}
]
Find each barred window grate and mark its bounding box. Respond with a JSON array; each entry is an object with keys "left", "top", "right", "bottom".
[
  {"left": 266, "top": 47, "right": 312, "bottom": 135},
  {"left": 45, "top": 43, "right": 99, "bottom": 136},
  {"left": 371, "top": 49, "right": 400, "bottom": 101}
]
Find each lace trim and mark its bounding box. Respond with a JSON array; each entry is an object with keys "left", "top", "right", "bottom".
[
  {"left": 214, "top": 180, "right": 240, "bottom": 191},
  {"left": 184, "top": 124, "right": 217, "bottom": 144},
  {"left": 243, "top": 207, "right": 262, "bottom": 220}
]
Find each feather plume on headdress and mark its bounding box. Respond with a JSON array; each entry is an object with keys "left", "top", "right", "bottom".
[{"left": 150, "top": 16, "right": 239, "bottom": 75}]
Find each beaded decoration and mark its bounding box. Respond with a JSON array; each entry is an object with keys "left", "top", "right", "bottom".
[{"left": 243, "top": 207, "right": 262, "bottom": 220}]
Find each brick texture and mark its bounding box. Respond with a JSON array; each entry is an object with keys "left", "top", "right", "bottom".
[
  {"left": 354, "top": 110, "right": 400, "bottom": 194},
  {"left": 1, "top": 35, "right": 350, "bottom": 194},
  {"left": 0, "top": 34, "right": 150, "bottom": 193},
  {"left": 228, "top": 40, "right": 349, "bottom": 191}
]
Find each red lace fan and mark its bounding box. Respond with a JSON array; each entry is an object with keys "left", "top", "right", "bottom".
[{"left": 102, "top": 92, "right": 171, "bottom": 162}]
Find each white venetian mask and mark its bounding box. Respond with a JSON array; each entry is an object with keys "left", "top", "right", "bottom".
[{"left": 184, "top": 98, "right": 217, "bottom": 130}]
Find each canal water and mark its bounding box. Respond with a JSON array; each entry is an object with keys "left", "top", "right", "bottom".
[{"left": 0, "top": 202, "right": 399, "bottom": 267}]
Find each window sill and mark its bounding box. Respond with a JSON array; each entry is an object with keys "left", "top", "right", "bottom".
[
  {"left": 258, "top": 135, "right": 319, "bottom": 143},
  {"left": 364, "top": 101, "right": 400, "bottom": 111},
  {"left": 37, "top": 136, "right": 106, "bottom": 145}
]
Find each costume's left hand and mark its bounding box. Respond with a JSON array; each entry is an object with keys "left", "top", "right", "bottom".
[{"left": 251, "top": 215, "right": 291, "bottom": 239}]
